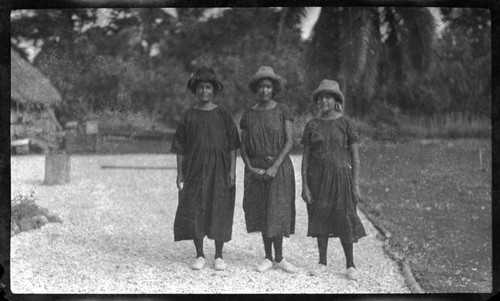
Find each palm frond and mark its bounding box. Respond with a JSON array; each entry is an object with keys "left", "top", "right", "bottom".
[{"left": 285, "top": 7, "right": 309, "bottom": 27}]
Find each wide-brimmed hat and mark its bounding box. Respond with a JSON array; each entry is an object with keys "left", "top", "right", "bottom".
[
  {"left": 248, "top": 66, "right": 283, "bottom": 94},
  {"left": 187, "top": 66, "right": 224, "bottom": 94},
  {"left": 311, "top": 79, "right": 344, "bottom": 104}
]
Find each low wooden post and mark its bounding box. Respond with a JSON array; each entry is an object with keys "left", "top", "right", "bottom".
[
  {"left": 44, "top": 151, "right": 70, "bottom": 185},
  {"left": 85, "top": 120, "right": 99, "bottom": 152}
]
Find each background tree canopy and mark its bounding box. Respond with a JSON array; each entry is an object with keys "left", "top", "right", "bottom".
[{"left": 11, "top": 7, "right": 491, "bottom": 129}]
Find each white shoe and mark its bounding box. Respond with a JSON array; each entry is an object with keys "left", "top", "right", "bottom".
[
  {"left": 214, "top": 258, "right": 227, "bottom": 271},
  {"left": 256, "top": 259, "right": 273, "bottom": 272},
  {"left": 191, "top": 256, "right": 206, "bottom": 270},
  {"left": 309, "top": 263, "right": 328, "bottom": 276},
  {"left": 347, "top": 267, "right": 358, "bottom": 280},
  {"left": 273, "top": 259, "right": 298, "bottom": 273}
]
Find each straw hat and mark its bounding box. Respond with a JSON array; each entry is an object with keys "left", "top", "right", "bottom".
[
  {"left": 311, "top": 79, "right": 344, "bottom": 104},
  {"left": 187, "top": 66, "right": 224, "bottom": 94},
  {"left": 248, "top": 66, "right": 283, "bottom": 95}
]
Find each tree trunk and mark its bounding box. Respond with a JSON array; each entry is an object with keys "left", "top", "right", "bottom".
[
  {"left": 275, "top": 8, "right": 289, "bottom": 52},
  {"left": 44, "top": 152, "right": 70, "bottom": 185}
]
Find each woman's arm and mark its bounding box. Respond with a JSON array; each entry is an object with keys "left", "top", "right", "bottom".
[
  {"left": 264, "top": 120, "right": 294, "bottom": 178},
  {"left": 229, "top": 149, "right": 237, "bottom": 187},
  {"left": 176, "top": 154, "right": 184, "bottom": 190},
  {"left": 349, "top": 142, "right": 361, "bottom": 198},
  {"left": 301, "top": 145, "right": 313, "bottom": 204},
  {"left": 240, "top": 129, "right": 252, "bottom": 168}
]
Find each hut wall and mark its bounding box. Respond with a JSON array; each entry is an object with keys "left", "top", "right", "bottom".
[
  {"left": 11, "top": 124, "right": 26, "bottom": 140},
  {"left": 11, "top": 109, "right": 26, "bottom": 140},
  {"left": 11, "top": 109, "right": 21, "bottom": 123},
  {"left": 14, "top": 106, "right": 59, "bottom": 146}
]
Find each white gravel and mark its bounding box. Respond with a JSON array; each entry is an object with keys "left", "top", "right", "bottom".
[{"left": 10, "top": 154, "right": 410, "bottom": 294}]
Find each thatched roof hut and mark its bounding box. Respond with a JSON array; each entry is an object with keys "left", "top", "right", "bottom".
[
  {"left": 11, "top": 47, "right": 62, "bottom": 107},
  {"left": 11, "top": 47, "right": 63, "bottom": 153}
]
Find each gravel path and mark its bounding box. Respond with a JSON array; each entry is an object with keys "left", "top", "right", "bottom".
[{"left": 10, "top": 154, "right": 410, "bottom": 294}]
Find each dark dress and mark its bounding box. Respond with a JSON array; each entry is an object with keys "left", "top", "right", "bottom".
[
  {"left": 171, "top": 106, "right": 240, "bottom": 242},
  {"left": 300, "top": 116, "right": 366, "bottom": 242},
  {"left": 240, "top": 102, "right": 296, "bottom": 238}
]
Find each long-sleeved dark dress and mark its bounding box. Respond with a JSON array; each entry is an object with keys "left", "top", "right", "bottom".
[
  {"left": 240, "top": 102, "right": 296, "bottom": 238},
  {"left": 300, "top": 116, "right": 366, "bottom": 242},
  {"left": 171, "top": 106, "right": 240, "bottom": 242}
]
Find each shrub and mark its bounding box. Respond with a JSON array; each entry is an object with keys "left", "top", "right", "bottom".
[
  {"left": 398, "top": 113, "right": 491, "bottom": 140},
  {"left": 11, "top": 191, "right": 63, "bottom": 235}
]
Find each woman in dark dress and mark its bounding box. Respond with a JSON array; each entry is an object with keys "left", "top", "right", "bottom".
[
  {"left": 240, "top": 66, "right": 297, "bottom": 273},
  {"left": 300, "top": 79, "right": 366, "bottom": 280},
  {"left": 171, "top": 66, "right": 240, "bottom": 271}
]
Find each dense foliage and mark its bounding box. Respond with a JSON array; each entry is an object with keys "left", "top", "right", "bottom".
[{"left": 11, "top": 7, "right": 491, "bottom": 127}]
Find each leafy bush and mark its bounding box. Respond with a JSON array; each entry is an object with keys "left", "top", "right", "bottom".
[
  {"left": 398, "top": 113, "right": 491, "bottom": 140},
  {"left": 11, "top": 191, "right": 63, "bottom": 235},
  {"left": 355, "top": 110, "right": 490, "bottom": 142}
]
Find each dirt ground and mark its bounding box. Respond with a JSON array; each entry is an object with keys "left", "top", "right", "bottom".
[{"left": 10, "top": 154, "right": 409, "bottom": 294}]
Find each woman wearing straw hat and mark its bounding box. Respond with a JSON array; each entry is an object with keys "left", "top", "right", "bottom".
[
  {"left": 300, "top": 79, "right": 366, "bottom": 280},
  {"left": 171, "top": 66, "right": 240, "bottom": 271},
  {"left": 240, "top": 66, "right": 298, "bottom": 273}
]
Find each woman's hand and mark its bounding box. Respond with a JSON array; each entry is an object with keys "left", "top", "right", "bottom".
[
  {"left": 301, "top": 186, "right": 313, "bottom": 204},
  {"left": 228, "top": 170, "right": 236, "bottom": 187},
  {"left": 176, "top": 174, "right": 184, "bottom": 190},
  {"left": 249, "top": 167, "right": 266, "bottom": 180},
  {"left": 264, "top": 165, "right": 279, "bottom": 179}
]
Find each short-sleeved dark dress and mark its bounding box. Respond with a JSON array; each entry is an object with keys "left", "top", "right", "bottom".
[
  {"left": 300, "top": 116, "right": 366, "bottom": 242},
  {"left": 171, "top": 106, "right": 240, "bottom": 242},
  {"left": 240, "top": 102, "right": 296, "bottom": 238}
]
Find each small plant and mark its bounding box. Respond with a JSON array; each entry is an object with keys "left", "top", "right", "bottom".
[{"left": 11, "top": 191, "right": 63, "bottom": 235}]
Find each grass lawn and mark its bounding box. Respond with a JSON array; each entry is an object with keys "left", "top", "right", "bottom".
[{"left": 358, "top": 138, "right": 492, "bottom": 293}]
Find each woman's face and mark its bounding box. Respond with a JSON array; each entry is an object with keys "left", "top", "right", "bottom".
[
  {"left": 315, "top": 92, "right": 336, "bottom": 113},
  {"left": 196, "top": 81, "right": 215, "bottom": 103},
  {"left": 257, "top": 79, "right": 274, "bottom": 102}
]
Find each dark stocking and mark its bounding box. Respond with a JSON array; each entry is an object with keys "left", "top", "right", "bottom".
[
  {"left": 273, "top": 236, "right": 283, "bottom": 263},
  {"left": 262, "top": 233, "right": 273, "bottom": 261},
  {"left": 317, "top": 236, "right": 329, "bottom": 265},
  {"left": 194, "top": 238, "right": 204, "bottom": 258},
  {"left": 215, "top": 240, "right": 224, "bottom": 259},
  {"left": 340, "top": 238, "right": 355, "bottom": 269}
]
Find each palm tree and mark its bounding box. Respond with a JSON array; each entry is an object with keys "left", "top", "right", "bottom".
[{"left": 280, "top": 7, "right": 436, "bottom": 116}]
